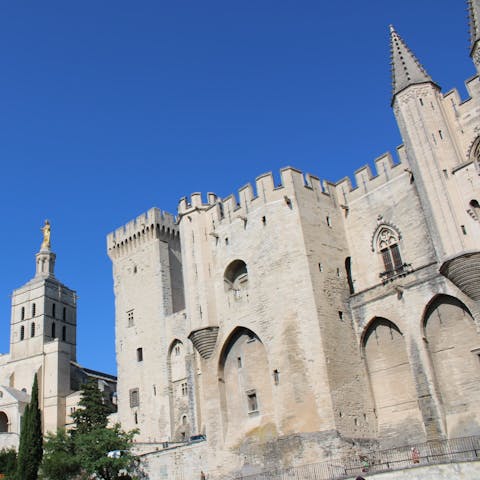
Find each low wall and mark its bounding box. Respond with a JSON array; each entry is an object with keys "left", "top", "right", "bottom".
[
  {"left": 138, "top": 442, "right": 208, "bottom": 480},
  {"left": 0, "top": 433, "right": 19, "bottom": 450},
  {"left": 352, "top": 461, "right": 480, "bottom": 480}
]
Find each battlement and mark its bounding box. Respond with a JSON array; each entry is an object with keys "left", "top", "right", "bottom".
[
  {"left": 107, "top": 207, "right": 179, "bottom": 258},
  {"left": 177, "top": 151, "right": 410, "bottom": 225},
  {"left": 335, "top": 145, "right": 408, "bottom": 204},
  {"left": 178, "top": 167, "right": 337, "bottom": 223}
]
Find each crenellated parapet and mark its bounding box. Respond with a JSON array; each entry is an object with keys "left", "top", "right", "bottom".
[
  {"left": 177, "top": 154, "right": 412, "bottom": 225},
  {"left": 336, "top": 145, "right": 409, "bottom": 204},
  {"left": 178, "top": 167, "right": 335, "bottom": 225},
  {"left": 107, "top": 207, "right": 179, "bottom": 259}
]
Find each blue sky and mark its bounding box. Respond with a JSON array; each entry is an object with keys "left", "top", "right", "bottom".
[{"left": 0, "top": 1, "right": 475, "bottom": 375}]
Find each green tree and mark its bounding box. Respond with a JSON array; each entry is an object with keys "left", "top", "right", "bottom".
[
  {"left": 68, "top": 378, "right": 141, "bottom": 480},
  {"left": 0, "top": 448, "right": 17, "bottom": 479},
  {"left": 16, "top": 374, "right": 43, "bottom": 480},
  {"left": 75, "top": 424, "right": 139, "bottom": 480},
  {"left": 71, "top": 379, "right": 113, "bottom": 434},
  {"left": 40, "top": 429, "right": 80, "bottom": 480}
]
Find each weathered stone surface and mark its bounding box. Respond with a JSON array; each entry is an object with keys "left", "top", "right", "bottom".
[{"left": 107, "top": 7, "right": 480, "bottom": 479}]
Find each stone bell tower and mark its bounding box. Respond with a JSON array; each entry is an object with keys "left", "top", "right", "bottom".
[{"left": 7, "top": 220, "right": 78, "bottom": 432}]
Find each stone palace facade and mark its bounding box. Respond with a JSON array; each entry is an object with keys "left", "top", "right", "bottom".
[{"left": 107, "top": 3, "right": 480, "bottom": 478}]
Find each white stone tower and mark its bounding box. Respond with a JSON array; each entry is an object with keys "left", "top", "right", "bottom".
[
  {"left": 107, "top": 209, "right": 188, "bottom": 442},
  {"left": 6, "top": 220, "right": 77, "bottom": 433}
]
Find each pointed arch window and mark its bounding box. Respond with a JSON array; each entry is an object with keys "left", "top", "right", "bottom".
[
  {"left": 20, "top": 326, "right": 25, "bottom": 341},
  {"left": 376, "top": 227, "right": 405, "bottom": 279}
]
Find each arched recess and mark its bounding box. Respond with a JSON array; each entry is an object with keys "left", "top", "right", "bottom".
[
  {"left": 363, "top": 318, "right": 421, "bottom": 440},
  {"left": 167, "top": 339, "right": 190, "bottom": 441},
  {"left": 423, "top": 295, "right": 480, "bottom": 436},
  {"left": 224, "top": 260, "right": 248, "bottom": 300},
  {"left": 218, "top": 327, "right": 274, "bottom": 444},
  {"left": 468, "top": 135, "right": 480, "bottom": 172},
  {"left": 0, "top": 412, "right": 8, "bottom": 432}
]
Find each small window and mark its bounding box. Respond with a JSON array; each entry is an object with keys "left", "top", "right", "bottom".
[
  {"left": 32, "top": 303, "right": 36, "bottom": 317},
  {"left": 63, "top": 307, "right": 66, "bottom": 321},
  {"left": 134, "top": 412, "right": 138, "bottom": 424},
  {"left": 52, "top": 303, "right": 56, "bottom": 318},
  {"left": 237, "top": 357, "right": 242, "bottom": 368},
  {"left": 20, "top": 326, "right": 25, "bottom": 341},
  {"left": 62, "top": 326, "right": 66, "bottom": 342},
  {"left": 470, "top": 199, "right": 480, "bottom": 220},
  {"left": 127, "top": 310, "right": 134, "bottom": 327},
  {"left": 174, "top": 345, "right": 180, "bottom": 356},
  {"left": 181, "top": 382, "right": 188, "bottom": 396},
  {"left": 273, "top": 369, "right": 279, "bottom": 385},
  {"left": 247, "top": 391, "right": 258, "bottom": 413},
  {"left": 129, "top": 388, "right": 139, "bottom": 408},
  {"left": 326, "top": 216, "right": 332, "bottom": 227},
  {"left": 182, "top": 415, "right": 187, "bottom": 425},
  {"left": 136, "top": 348, "right": 143, "bottom": 362},
  {"left": 21, "top": 307, "right": 25, "bottom": 321},
  {"left": 51, "top": 322, "right": 56, "bottom": 339},
  {"left": 31, "top": 323, "right": 35, "bottom": 338},
  {"left": 345, "top": 257, "right": 354, "bottom": 294}
]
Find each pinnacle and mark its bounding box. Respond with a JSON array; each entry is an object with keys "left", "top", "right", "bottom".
[
  {"left": 468, "top": 0, "right": 480, "bottom": 52},
  {"left": 390, "top": 26, "right": 434, "bottom": 99}
]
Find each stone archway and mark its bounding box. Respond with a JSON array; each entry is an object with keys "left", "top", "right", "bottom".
[
  {"left": 218, "top": 327, "right": 274, "bottom": 445},
  {"left": 363, "top": 318, "right": 422, "bottom": 442},
  {"left": 424, "top": 295, "right": 480, "bottom": 436},
  {"left": 0, "top": 412, "right": 8, "bottom": 432},
  {"left": 168, "top": 339, "right": 190, "bottom": 442}
]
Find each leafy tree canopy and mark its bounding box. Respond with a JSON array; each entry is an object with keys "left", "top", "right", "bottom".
[
  {"left": 71, "top": 379, "right": 113, "bottom": 434},
  {"left": 40, "top": 429, "right": 80, "bottom": 480},
  {"left": 0, "top": 448, "right": 17, "bottom": 479},
  {"left": 41, "top": 378, "right": 141, "bottom": 480},
  {"left": 75, "top": 424, "right": 139, "bottom": 480}
]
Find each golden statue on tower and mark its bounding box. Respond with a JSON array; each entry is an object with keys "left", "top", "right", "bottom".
[{"left": 41, "top": 220, "right": 51, "bottom": 250}]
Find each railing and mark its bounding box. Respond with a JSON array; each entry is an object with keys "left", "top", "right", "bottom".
[
  {"left": 379, "top": 263, "right": 412, "bottom": 283},
  {"left": 234, "top": 435, "right": 480, "bottom": 480}
]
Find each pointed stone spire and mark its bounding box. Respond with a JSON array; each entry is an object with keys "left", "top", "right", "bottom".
[
  {"left": 390, "top": 25, "right": 435, "bottom": 100},
  {"left": 468, "top": 0, "right": 480, "bottom": 53}
]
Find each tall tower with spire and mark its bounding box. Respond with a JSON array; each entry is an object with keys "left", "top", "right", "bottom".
[
  {"left": 6, "top": 221, "right": 78, "bottom": 433},
  {"left": 469, "top": 0, "right": 480, "bottom": 71},
  {"left": 389, "top": 26, "right": 471, "bottom": 261}
]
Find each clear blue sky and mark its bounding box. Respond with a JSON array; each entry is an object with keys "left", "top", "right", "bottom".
[{"left": 0, "top": 1, "right": 475, "bottom": 375}]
